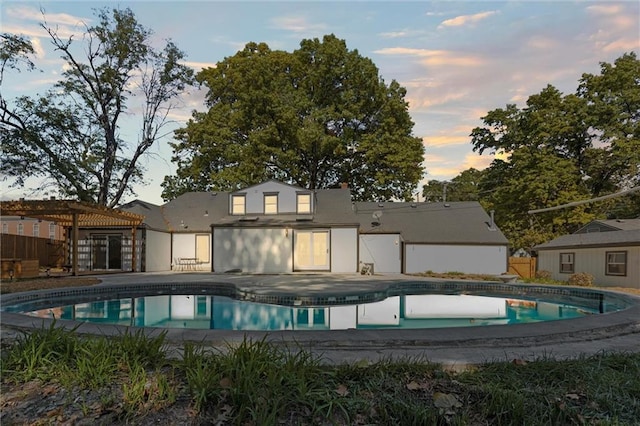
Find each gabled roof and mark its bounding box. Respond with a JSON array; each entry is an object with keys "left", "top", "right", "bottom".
[
  {"left": 117, "top": 185, "right": 508, "bottom": 245},
  {"left": 355, "top": 201, "right": 509, "bottom": 245},
  {"left": 574, "top": 219, "right": 640, "bottom": 233},
  {"left": 160, "top": 192, "right": 229, "bottom": 232},
  {"left": 535, "top": 229, "right": 640, "bottom": 250}
]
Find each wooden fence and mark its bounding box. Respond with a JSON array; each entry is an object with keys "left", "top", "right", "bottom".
[
  {"left": 1, "top": 234, "right": 65, "bottom": 269},
  {"left": 508, "top": 256, "right": 537, "bottom": 279}
]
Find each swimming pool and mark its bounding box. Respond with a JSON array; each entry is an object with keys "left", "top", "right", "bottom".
[
  {"left": 2, "top": 275, "right": 639, "bottom": 365},
  {"left": 17, "top": 293, "right": 596, "bottom": 330}
]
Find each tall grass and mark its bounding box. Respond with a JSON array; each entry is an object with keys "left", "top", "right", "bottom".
[{"left": 2, "top": 324, "right": 639, "bottom": 424}]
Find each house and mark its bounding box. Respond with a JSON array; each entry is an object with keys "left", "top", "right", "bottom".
[
  {"left": 535, "top": 219, "right": 640, "bottom": 289},
  {"left": 355, "top": 202, "right": 509, "bottom": 274},
  {"left": 1, "top": 216, "right": 64, "bottom": 240},
  {"left": 31, "top": 180, "right": 508, "bottom": 275}
]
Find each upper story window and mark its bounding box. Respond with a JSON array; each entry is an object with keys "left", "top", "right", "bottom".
[
  {"left": 232, "top": 194, "right": 246, "bottom": 215},
  {"left": 297, "top": 193, "right": 311, "bottom": 214},
  {"left": 33, "top": 222, "right": 40, "bottom": 237},
  {"left": 17, "top": 223, "right": 24, "bottom": 236},
  {"left": 2, "top": 223, "right": 7, "bottom": 234},
  {"left": 264, "top": 194, "right": 278, "bottom": 214},
  {"left": 49, "top": 223, "right": 56, "bottom": 240},
  {"left": 606, "top": 251, "right": 627, "bottom": 276},
  {"left": 559, "top": 252, "right": 574, "bottom": 274}
]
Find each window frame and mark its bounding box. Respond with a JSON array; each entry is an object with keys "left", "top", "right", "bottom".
[
  {"left": 49, "top": 223, "right": 56, "bottom": 240},
  {"left": 297, "top": 193, "right": 311, "bottom": 214},
  {"left": 605, "top": 251, "right": 627, "bottom": 277},
  {"left": 264, "top": 193, "right": 278, "bottom": 214},
  {"left": 17, "top": 222, "right": 24, "bottom": 236},
  {"left": 559, "top": 252, "right": 574, "bottom": 274},
  {"left": 231, "top": 194, "right": 246, "bottom": 215},
  {"left": 33, "top": 222, "right": 40, "bottom": 237}
]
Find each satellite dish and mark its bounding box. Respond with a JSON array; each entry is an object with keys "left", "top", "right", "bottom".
[{"left": 372, "top": 211, "right": 383, "bottom": 220}]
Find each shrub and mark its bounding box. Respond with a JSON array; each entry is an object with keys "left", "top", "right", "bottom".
[
  {"left": 568, "top": 272, "right": 594, "bottom": 287},
  {"left": 536, "top": 270, "right": 552, "bottom": 280}
]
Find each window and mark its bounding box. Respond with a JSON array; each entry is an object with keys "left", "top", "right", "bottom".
[
  {"left": 232, "top": 194, "right": 245, "bottom": 215},
  {"left": 49, "top": 223, "right": 56, "bottom": 240},
  {"left": 606, "top": 251, "right": 627, "bottom": 276},
  {"left": 2, "top": 223, "right": 7, "bottom": 234},
  {"left": 17, "top": 223, "right": 24, "bottom": 236},
  {"left": 264, "top": 194, "right": 278, "bottom": 214},
  {"left": 559, "top": 252, "right": 574, "bottom": 273},
  {"left": 33, "top": 222, "right": 40, "bottom": 237},
  {"left": 297, "top": 193, "right": 311, "bottom": 214}
]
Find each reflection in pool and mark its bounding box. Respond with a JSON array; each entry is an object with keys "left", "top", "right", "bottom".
[{"left": 26, "top": 294, "right": 594, "bottom": 330}]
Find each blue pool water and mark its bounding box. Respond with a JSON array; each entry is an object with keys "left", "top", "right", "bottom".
[{"left": 23, "top": 293, "right": 594, "bottom": 331}]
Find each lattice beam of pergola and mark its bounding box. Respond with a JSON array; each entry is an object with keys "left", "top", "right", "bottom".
[{"left": 0, "top": 199, "right": 145, "bottom": 275}]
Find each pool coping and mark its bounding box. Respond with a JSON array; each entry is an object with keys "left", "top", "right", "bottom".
[{"left": 2, "top": 273, "right": 639, "bottom": 365}]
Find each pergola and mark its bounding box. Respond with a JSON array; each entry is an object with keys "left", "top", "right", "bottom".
[{"left": 0, "top": 199, "right": 145, "bottom": 275}]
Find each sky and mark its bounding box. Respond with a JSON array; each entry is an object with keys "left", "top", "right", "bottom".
[{"left": 1, "top": 1, "right": 639, "bottom": 205}]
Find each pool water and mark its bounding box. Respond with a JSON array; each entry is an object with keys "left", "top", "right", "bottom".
[{"left": 25, "top": 293, "right": 594, "bottom": 330}]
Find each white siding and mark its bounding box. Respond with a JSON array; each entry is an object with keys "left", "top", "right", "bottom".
[
  {"left": 331, "top": 228, "right": 358, "bottom": 273},
  {"left": 537, "top": 246, "right": 640, "bottom": 289},
  {"left": 405, "top": 244, "right": 507, "bottom": 275},
  {"left": 145, "top": 230, "right": 171, "bottom": 272},
  {"left": 213, "top": 228, "right": 292, "bottom": 273},
  {"left": 359, "top": 234, "right": 402, "bottom": 273}
]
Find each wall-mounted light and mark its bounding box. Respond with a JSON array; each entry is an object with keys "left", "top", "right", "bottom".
[{"left": 204, "top": 210, "right": 209, "bottom": 217}]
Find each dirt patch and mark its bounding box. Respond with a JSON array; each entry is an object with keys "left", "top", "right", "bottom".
[{"left": 0, "top": 276, "right": 101, "bottom": 294}]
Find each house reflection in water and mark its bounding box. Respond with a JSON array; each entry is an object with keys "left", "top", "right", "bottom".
[{"left": 32, "top": 294, "right": 588, "bottom": 330}]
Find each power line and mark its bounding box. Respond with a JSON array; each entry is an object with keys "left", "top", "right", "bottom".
[{"left": 528, "top": 186, "right": 640, "bottom": 214}]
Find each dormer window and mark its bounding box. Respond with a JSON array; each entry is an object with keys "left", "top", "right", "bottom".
[
  {"left": 297, "top": 193, "right": 311, "bottom": 214},
  {"left": 264, "top": 194, "right": 278, "bottom": 214},
  {"left": 232, "top": 194, "right": 246, "bottom": 215}
]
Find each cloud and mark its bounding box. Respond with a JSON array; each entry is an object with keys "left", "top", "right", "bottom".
[
  {"left": 423, "top": 134, "right": 470, "bottom": 148},
  {"left": 184, "top": 60, "right": 217, "bottom": 71},
  {"left": 379, "top": 30, "right": 409, "bottom": 39},
  {"left": 374, "top": 47, "right": 482, "bottom": 67},
  {"left": 439, "top": 11, "right": 498, "bottom": 29},
  {"left": 270, "top": 15, "right": 327, "bottom": 34},
  {"left": 586, "top": 4, "right": 622, "bottom": 16}
]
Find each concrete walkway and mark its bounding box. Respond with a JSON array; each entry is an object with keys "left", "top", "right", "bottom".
[{"left": 3, "top": 272, "right": 639, "bottom": 368}]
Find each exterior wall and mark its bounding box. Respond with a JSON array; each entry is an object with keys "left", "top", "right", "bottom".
[
  {"left": 1, "top": 216, "right": 64, "bottom": 240},
  {"left": 213, "top": 228, "right": 292, "bottom": 273},
  {"left": 232, "top": 181, "right": 312, "bottom": 215},
  {"left": 359, "top": 234, "right": 402, "bottom": 273},
  {"left": 144, "top": 230, "right": 171, "bottom": 272},
  {"left": 537, "top": 246, "right": 640, "bottom": 289},
  {"left": 331, "top": 228, "right": 358, "bottom": 273},
  {"left": 404, "top": 244, "right": 508, "bottom": 275}
]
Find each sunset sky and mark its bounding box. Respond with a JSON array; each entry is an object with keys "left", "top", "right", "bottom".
[{"left": 2, "top": 1, "right": 638, "bottom": 204}]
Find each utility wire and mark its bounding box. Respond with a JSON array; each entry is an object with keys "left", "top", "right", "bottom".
[{"left": 528, "top": 186, "right": 640, "bottom": 214}]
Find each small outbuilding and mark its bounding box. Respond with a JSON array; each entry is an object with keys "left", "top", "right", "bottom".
[{"left": 535, "top": 219, "right": 640, "bottom": 289}]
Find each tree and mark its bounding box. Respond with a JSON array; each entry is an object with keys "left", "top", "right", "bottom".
[
  {"left": 163, "top": 34, "right": 424, "bottom": 201},
  {"left": 0, "top": 8, "right": 194, "bottom": 207},
  {"left": 421, "top": 168, "right": 485, "bottom": 202},
  {"left": 469, "top": 53, "right": 639, "bottom": 247},
  {"left": 0, "top": 33, "right": 36, "bottom": 85}
]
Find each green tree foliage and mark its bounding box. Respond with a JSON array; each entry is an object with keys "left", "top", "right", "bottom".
[
  {"left": 163, "top": 34, "right": 424, "bottom": 201},
  {"left": 0, "top": 8, "right": 194, "bottom": 207},
  {"left": 0, "top": 33, "right": 36, "bottom": 85},
  {"left": 470, "top": 52, "right": 639, "bottom": 249},
  {"left": 421, "top": 168, "right": 485, "bottom": 202}
]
